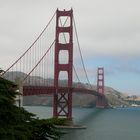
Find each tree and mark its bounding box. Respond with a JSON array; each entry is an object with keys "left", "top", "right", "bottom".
[{"left": 0, "top": 76, "right": 62, "bottom": 140}]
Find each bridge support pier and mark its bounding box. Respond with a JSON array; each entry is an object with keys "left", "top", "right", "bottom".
[
  {"left": 53, "top": 89, "right": 72, "bottom": 119},
  {"left": 96, "top": 96, "right": 106, "bottom": 108}
]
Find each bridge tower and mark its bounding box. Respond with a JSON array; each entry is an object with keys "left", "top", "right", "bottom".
[
  {"left": 96, "top": 67, "right": 106, "bottom": 108},
  {"left": 53, "top": 9, "right": 73, "bottom": 119}
]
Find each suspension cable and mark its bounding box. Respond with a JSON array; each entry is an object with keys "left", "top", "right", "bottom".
[
  {"left": 2, "top": 11, "right": 56, "bottom": 76},
  {"left": 23, "top": 40, "right": 55, "bottom": 82},
  {"left": 73, "top": 16, "right": 92, "bottom": 88}
]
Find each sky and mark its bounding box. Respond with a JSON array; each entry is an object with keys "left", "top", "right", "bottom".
[{"left": 0, "top": 0, "right": 140, "bottom": 95}]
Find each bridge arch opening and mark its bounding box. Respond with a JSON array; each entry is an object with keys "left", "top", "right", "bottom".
[
  {"left": 58, "top": 71, "right": 68, "bottom": 87},
  {"left": 59, "top": 50, "right": 69, "bottom": 64},
  {"left": 58, "top": 16, "right": 70, "bottom": 27},
  {"left": 58, "top": 32, "right": 70, "bottom": 44}
]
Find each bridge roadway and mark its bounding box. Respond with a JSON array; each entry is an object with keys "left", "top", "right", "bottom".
[{"left": 23, "top": 86, "right": 103, "bottom": 97}]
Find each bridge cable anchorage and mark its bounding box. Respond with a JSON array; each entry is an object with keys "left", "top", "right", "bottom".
[
  {"left": 59, "top": 18, "right": 81, "bottom": 84},
  {"left": 73, "top": 16, "right": 92, "bottom": 89},
  {"left": 2, "top": 11, "right": 56, "bottom": 76},
  {"left": 23, "top": 40, "right": 55, "bottom": 82}
]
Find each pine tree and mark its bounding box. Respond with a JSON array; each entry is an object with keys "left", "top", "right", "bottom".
[{"left": 0, "top": 76, "right": 62, "bottom": 140}]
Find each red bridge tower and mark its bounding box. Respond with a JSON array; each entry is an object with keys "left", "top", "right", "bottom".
[
  {"left": 53, "top": 9, "right": 73, "bottom": 119},
  {"left": 96, "top": 67, "right": 106, "bottom": 108}
]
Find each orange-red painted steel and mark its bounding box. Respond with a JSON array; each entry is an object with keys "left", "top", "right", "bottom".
[{"left": 54, "top": 9, "right": 73, "bottom": 119}]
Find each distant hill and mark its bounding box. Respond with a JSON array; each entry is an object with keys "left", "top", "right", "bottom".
[
  {"left": 104, "top": 87, "right": 129, "bottom": 107},
  {"left": 4, "top": 71, "right": 130, "bottom": 107}
]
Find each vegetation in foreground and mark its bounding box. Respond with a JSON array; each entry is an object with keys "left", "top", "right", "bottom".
[{"left": 0, "top": 75, "right": 65, "bottom": 140}]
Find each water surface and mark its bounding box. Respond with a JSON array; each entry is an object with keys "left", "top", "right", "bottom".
[{"left": 24, "top": 106, "right": 140, "bottom": 140}]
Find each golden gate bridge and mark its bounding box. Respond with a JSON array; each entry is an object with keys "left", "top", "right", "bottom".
[{"left": 2, "top": 9, "right": 108, "bottom": 120}]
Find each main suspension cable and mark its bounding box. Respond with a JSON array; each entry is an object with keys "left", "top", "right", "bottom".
[{"left": 73, "top": 16, "right": 92, "bottom": 88}]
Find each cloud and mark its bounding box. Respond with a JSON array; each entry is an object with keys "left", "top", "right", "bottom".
[
  {"left": 1, "top": 0, "right": 140, "bottom": 94},
  {"left": 1, "top": 0, "right": 140, "bottom": 60}
]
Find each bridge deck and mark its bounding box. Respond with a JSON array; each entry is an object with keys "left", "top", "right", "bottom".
[{"left": 23, "top": 86, "right": 102, "bottom": 97}]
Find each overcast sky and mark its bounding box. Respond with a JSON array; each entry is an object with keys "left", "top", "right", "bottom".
[{"left": 0, "top": 0, "right": 140, "bottom": 95}]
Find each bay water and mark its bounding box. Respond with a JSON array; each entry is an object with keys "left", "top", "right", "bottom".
[{"left": 24, "top": 106, "right": 140, "bottom": 140}]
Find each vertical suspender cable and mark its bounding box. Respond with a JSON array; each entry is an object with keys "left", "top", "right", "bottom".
[{"left": 23, "top": 40, "right": 55, "bottom": 82}]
